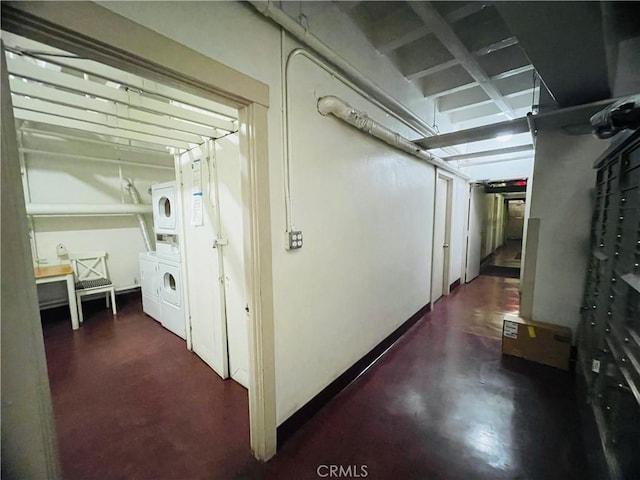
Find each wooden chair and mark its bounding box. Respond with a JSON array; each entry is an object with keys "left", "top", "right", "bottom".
[{"left": 70, "top": 251, "right": 116, "bottom": 324}]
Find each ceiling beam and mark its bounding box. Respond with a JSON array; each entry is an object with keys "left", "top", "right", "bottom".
[
  {"left": 3, "top": 32, "right": 238, "bottom": 119},
  {"left": 417, "top": 118, "right": 530, "bottom": 149},
  {"left": 417, "top": 98, "right": 616, "bottom": 148},
  {"left": 408, "top": 2, "right": 517, "bottom": 119},
  {"left": 473, "top": 36, "right": 518, "bottom": 57},
  {"left": 457, "top": 154, "right": 533, "bottom": 167},
  {"left": 10, "top": 80, "right": 221, "bottom": 138},
  {"left": 406, "top": 58, "right": 460, "bottom": 81},
  {"left": 442, "top": 87, "right": 535, "bottom": 115},
  {"left": 19, "top": 125, "right": 171, "bottom": 154},
  {"left": 12, "top": 95, "right": 204, "bottom": 144},
  {"left": 442, "top": 144, "right": 534, "bottom": 161},
  {"left": 491, "top": 64, "right": 534, "bottom": 81},
  {"left": 444, "top": 2, "right": 489, "bottom": 24},
  {"left": 409, "top": 36, "right": 518, "bottom": 84},
  {"left": 19, "top": 148, "right": 174, "bottom": 170},
  {"left": 427, "top": 64, "right": 534, "bottom": 100},
  {"left": 376, "top": 25, "right": 430, "bottom": 54},
  {"left": 6, "top": 56, "right": 236, "bottom": 131},
  {"left": 14, "top": 109, "right": 192, "bottom": 149}
]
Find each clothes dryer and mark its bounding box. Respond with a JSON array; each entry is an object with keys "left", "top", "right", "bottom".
[{"left": 152, "top": 181, "right": 179, "bottom": 235}]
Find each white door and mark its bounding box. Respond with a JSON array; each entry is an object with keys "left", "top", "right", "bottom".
[
  {"left": 465, "top": 185, "right": 484, "bottom": 282},
  {"left": 179, "top": 139, "right": 248, "bottom": 388},
  {"left": 179, "top": 146, "right": 228, "bottom": 377},
  {"left": 483, "top": 194, "right": 495, "bottom": 257},
  {"left": 432, "top": 174, "right": 451, "bottom": 303},
  {"left": 216, "top": 134, "right": 249, "bottom": 388}
]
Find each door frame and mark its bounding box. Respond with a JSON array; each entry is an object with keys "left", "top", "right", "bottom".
[
  {"left": 2, "top": 1, "right": 277, "bottom": 464},
  {"left": 431, "top": 169, "right": 454, "bottom": 302}
]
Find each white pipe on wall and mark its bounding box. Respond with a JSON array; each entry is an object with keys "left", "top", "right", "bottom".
[
  {"left": 122, "top": 178, "right": 153, "bottom": 252},
  {"left": 26, "top": 203, "right": 152, "bottom": 215},
  {"left": 317, "top": 96, "right": 471, "bottom": 180},
  {"left": 249, "top": 0, "right": 440, "bottom": 139}
]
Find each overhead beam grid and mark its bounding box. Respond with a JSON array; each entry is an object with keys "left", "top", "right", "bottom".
[{"left": 407, "top": 2, "right": 517, "bottom": 119}]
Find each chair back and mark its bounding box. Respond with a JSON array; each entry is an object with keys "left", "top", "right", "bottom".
[{"left": 70, "top": 252, "right": 110, "bottom": 282}]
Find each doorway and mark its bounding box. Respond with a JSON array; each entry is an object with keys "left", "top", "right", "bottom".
[
  {"left": 2, "top": 29, "right": 253, "bottom": 475},
  {"left": 431, "top": 172, "right": 453, "bottom": 303},
  {"left": 479, "top": 179, "right": 529, "bottom": 278},
  {"left": 2, "top": 3, "right": 277, "bottom": 473}
]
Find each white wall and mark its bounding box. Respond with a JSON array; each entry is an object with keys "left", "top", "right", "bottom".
[
  {"left": 99, "top": 0, "right": 470, "bottom": 426},
  {"left": 522, "top": 131, "right": 609, "bottom": 338},
  {"left": 278, "top": 51, "right": 444, "bottom": 421},
  {"left": 20, "top": 124, "right": 174, "bottom": 305},
  {"left": 506, "top": 200, "right": 525, "bottom": 239}
]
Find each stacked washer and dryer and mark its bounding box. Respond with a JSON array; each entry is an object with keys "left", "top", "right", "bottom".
[{"left": 139, "top": 181, "right": 186, "bottom": 339}]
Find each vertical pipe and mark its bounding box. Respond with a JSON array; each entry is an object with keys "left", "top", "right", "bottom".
[
  {"left": 122, "top": 179, "right": 153, "bottom": 252},
  {"left": 16, "top": 128, "right": 40, "bottom": 264}
]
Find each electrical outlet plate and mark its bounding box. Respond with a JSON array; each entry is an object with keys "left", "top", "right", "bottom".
[{"left": 287, "top": 230, "right": 303, "bottom": 250}]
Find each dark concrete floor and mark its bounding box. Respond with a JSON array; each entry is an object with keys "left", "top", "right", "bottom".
[{"left": 42, "top": 275, "right": 591, "bottom": 480}]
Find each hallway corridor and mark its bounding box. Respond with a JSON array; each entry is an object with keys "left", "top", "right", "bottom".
[
  {"left": 482, "top": 240, "right": 523, "bottom": 279},
  {"left": 258, "top": 275, "right": 590, "bottom": 480},
  {"left": 42, "top": 276, "right": 590, "bottom": 480}
]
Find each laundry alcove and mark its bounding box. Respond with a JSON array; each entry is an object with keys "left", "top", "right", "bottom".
[{"left": 3, "top": 29, "right": 250, "bottom": 387}]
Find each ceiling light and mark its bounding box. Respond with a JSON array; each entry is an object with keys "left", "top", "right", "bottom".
[{"left": 496, "top": 134, "right": 513, "bottom": 142}]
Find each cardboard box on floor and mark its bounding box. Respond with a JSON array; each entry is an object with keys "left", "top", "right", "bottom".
[{"left": 501, "top": 314, "right": 572, "bottom": 370}]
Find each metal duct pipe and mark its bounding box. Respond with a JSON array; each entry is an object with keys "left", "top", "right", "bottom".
[
  {"left": 248, "top": 0, "right": 439, "bottom": 138},
  {"left": 317, "top": 96, "right": 470, "bottom": 179},
  {"left": 122, "top": 178, "right": 153, "bottom": 252},
  {"left": 26, "top": 203, "right": 152, "bottom": 215}
]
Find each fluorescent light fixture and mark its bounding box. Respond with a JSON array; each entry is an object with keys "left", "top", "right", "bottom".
[{"left": 496, "top": 134, "right": 513, "bottom": 142}]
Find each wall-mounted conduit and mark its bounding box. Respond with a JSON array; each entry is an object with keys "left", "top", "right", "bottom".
[
  {"left": 252, "top": 0, "right": 470, "bottom": 233},
  {"left": 317, "top": 96, "right": 470, "bottom": 180},
  {"left": 280, "top": 47, "right": 468, "bottom": 233}
]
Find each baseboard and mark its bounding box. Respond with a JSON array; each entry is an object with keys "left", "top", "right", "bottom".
[
  {"left": 449, "top": 278, "right": 461, "bottom": 292},
  {"left": 276, "top": 302, "right": 431, "bottom": 448}
]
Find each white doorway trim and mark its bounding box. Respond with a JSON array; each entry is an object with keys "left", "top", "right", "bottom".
[{"left": 2, "top": 1, "right": 277, "bottom": 463}]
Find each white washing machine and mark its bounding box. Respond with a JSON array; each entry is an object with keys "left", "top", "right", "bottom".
[
  {"left": 139, "top": 252, "right": 161, "bottom": 321},
  {"left": 157, "top": 257, "right": 186, "bottom": 339}
]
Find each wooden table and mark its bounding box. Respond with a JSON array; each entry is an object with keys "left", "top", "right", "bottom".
[{"left": 34, "top": 264, "right": 79, "bottom": 330}]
